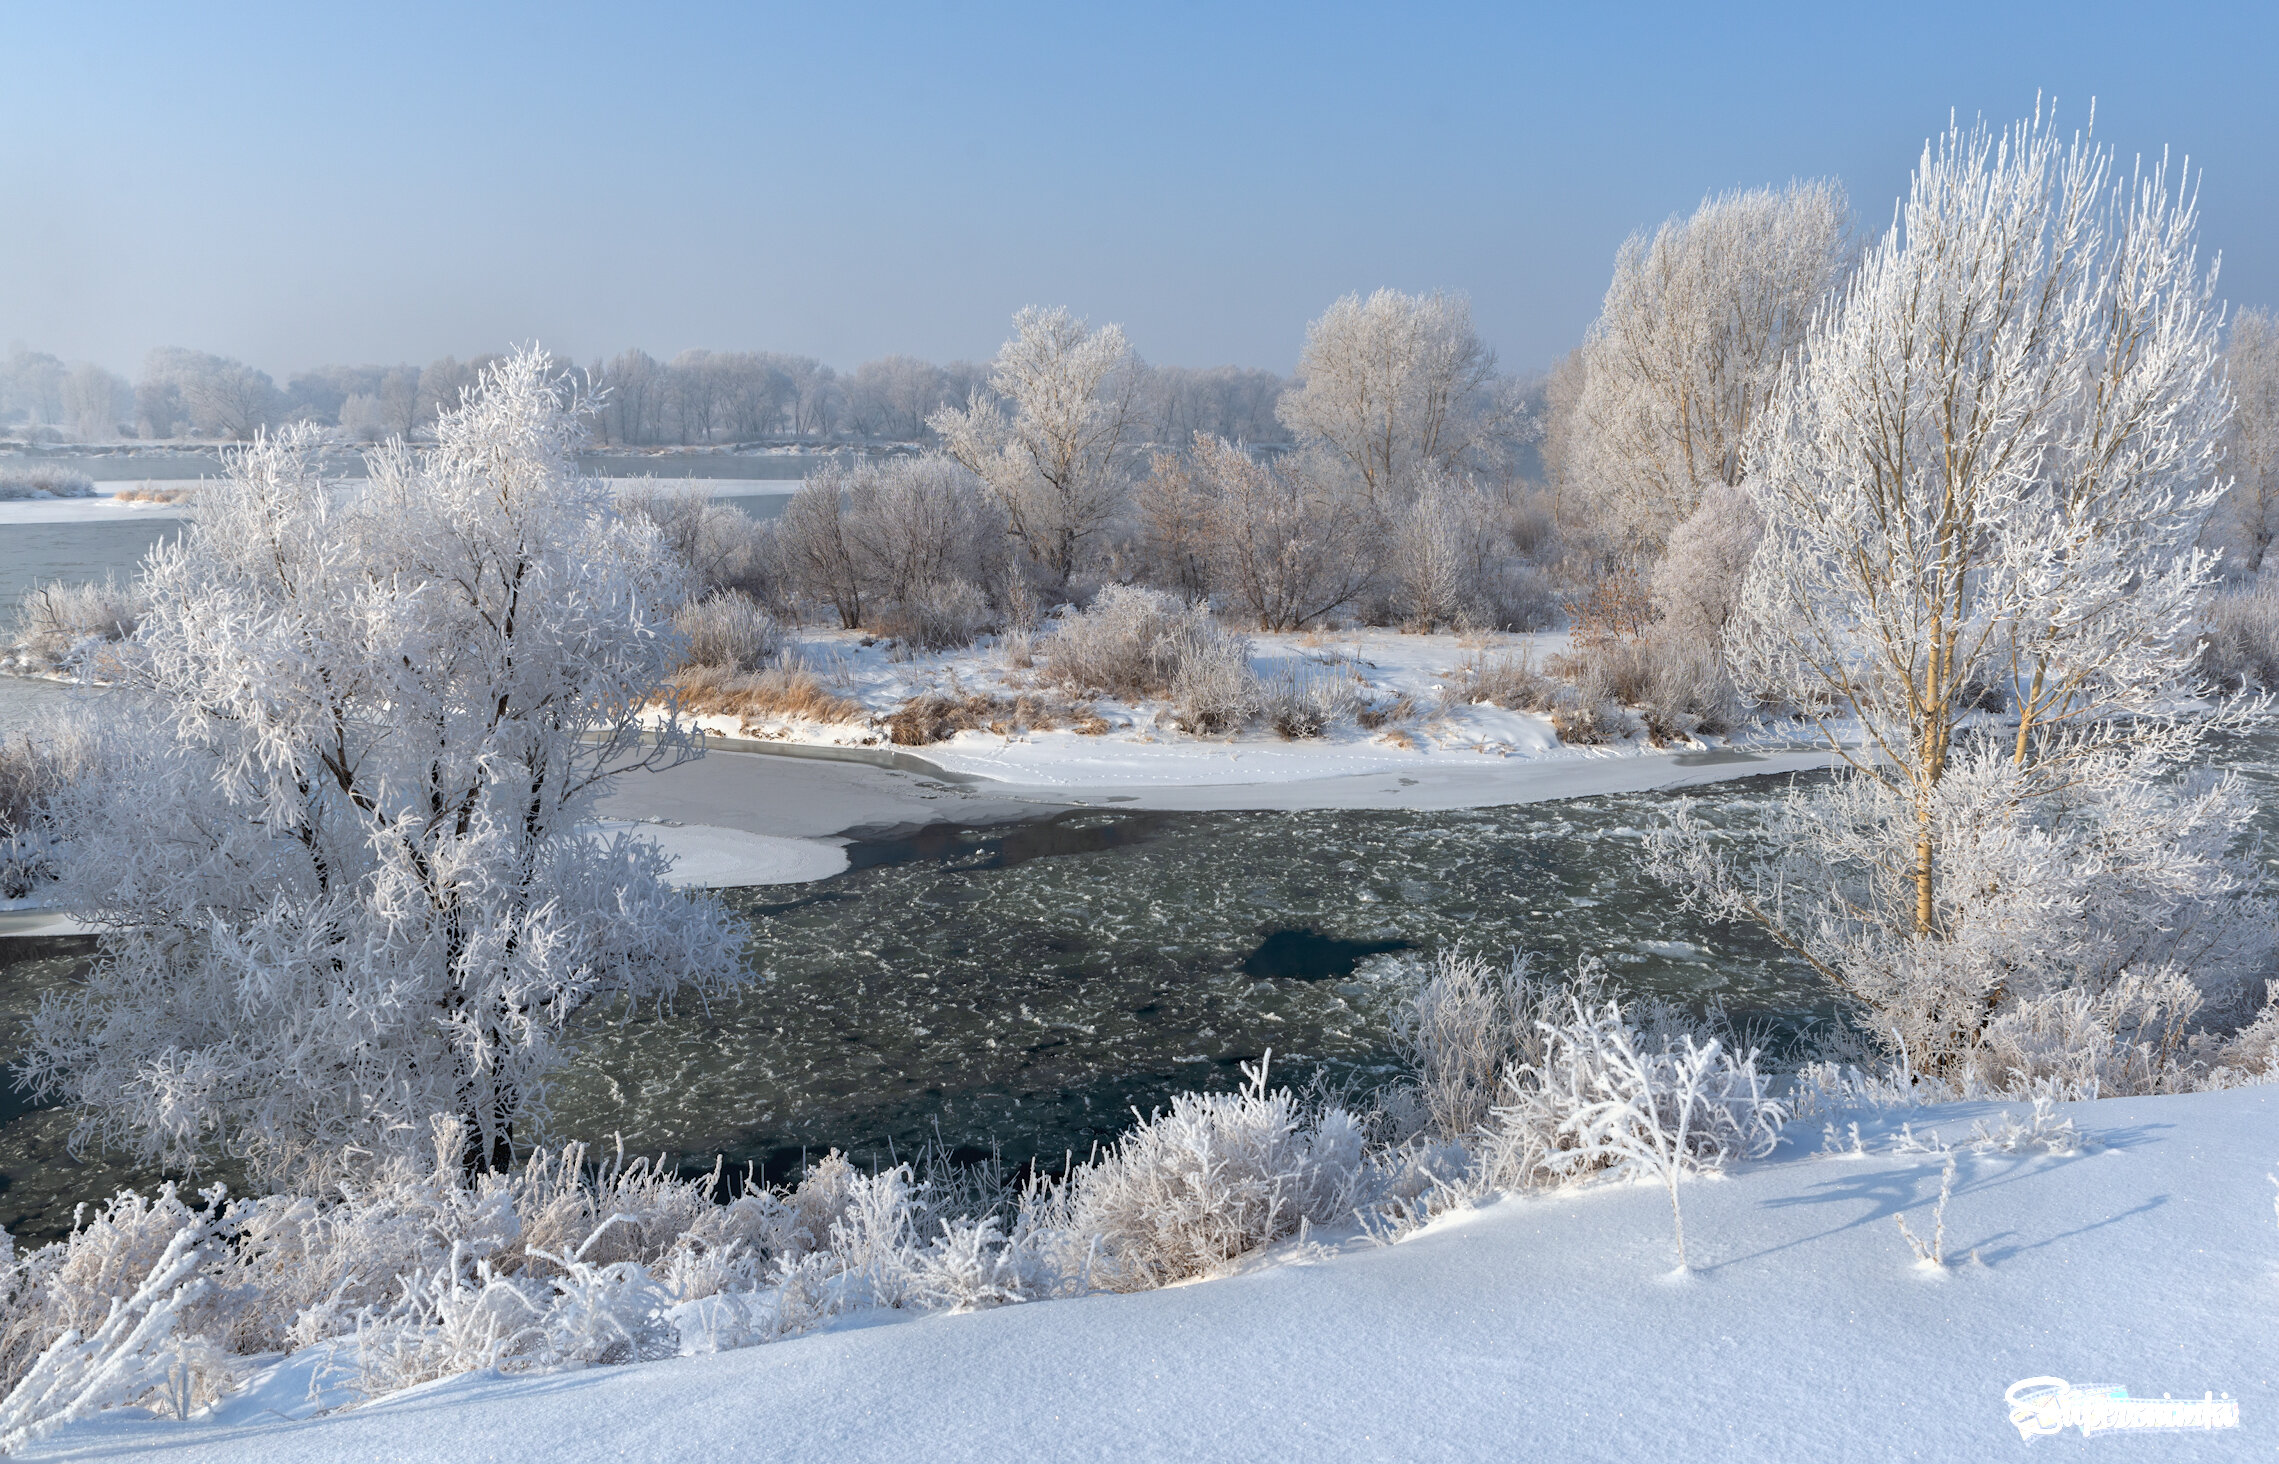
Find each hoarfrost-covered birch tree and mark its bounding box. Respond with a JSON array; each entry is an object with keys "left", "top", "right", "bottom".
[
  {"left": 1563, "top": 181, "right": 1851, "bottom": 549},
  {"left": 1274, "top": 289, "right": 1502, "bottom": 510},
  {"left": 22, "top": 349, "right": 749, "bottom": 1183},
  {"left": 930, "top": 307, "right": 1143, "bottom": 588},
  {"left": 1648, "top": 109, "right": 2279, "bottom": 1088}
]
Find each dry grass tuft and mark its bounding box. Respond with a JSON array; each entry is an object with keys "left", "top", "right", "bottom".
[
  {"left": 664, "top": 664, "right": 866, "bottom": 727},
  {"left": 1454, "top": 652, "right": 1558, "bottom": 713},
  {"left": 885, "top": 688, "right": 1097, "bottom": 745},
  {"left": 110, "top": 485, "right": 197, "bottom": 505},
  {"left": 1355, "top": 693, "right": 1417, "bottom": 730}
]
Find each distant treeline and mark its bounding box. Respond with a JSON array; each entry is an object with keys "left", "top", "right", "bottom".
[{"left": 0, "top": 344, "right": 1291, "bottom": 448}]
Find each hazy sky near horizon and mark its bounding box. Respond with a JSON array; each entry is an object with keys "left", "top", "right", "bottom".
[{"left": 4, "top": 1, "right": 2274, "bottom": 380}]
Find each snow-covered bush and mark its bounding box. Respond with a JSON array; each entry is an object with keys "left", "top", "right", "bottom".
[
  {"left": 1388, "top": 472, "right": 1504, "bottom": 631},
  {"left": 1560, "top": 633, "right": 1739, "bottom": 741},
  {"left": 2199, "top": 573, "right": 2279, "bottom": 691},
  {"left": 1386, "top": 952, "right": 1562, "bottom": 1141},
  {"left": 10, "top": 578, "right": 143, "bottom": 674},
  {"left": 0, "top": 721, "right": 100, "bottom": 899},
  {"left": 1454, "top": 652, "right": 1557, "bottom": 714},
  {"left": 1654, "top": 747, "right": 2279, "bottom": 1093},
  {"left": 617, "top": 484, "right": 778, "bottom": 604},
  {"left": 1043, "top": 585, "right": 1260, "bottom": 732},
  {"left": 672, "top": 591, "right": 781, "bottom": 671},
  {"left": 1261, "top": 663, "right": 1360, "bottom": 739},
  {"left": 1028, "top": 1055, "right": 1367, "bottom": 1292},
  {"left": 1480, "top": 989, "right": 1785, "bottom": 1266},
  {"left": 0, "top": 467, "right": 95, "bottom": 501},
  {"left": 1651, "top": 481, "right": 1763, "bottom": 646},
  {"left": 1483, "top": 993, "right": 1786, "bottom": 1184},
  {"left": 24, "top": 352, "right": 750, "bottom": 1185},
  {"left": 1167, "top": 635, "right": 1264, "bottom": 734},
  {"left": 0, "top": 1185, "right": 238, "bottom": 1452},
  {"left": 875, "top": 576, "right": 994, "bottom": 653}
]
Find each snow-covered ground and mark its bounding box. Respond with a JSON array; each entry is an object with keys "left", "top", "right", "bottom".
[
  {"left": 30, "top": 1084, "right": 2274, "bottom": 1462},
  {"left": 663, "top": 625, "right": 1843, "bottom": 809},
  {"left": 585, "top": 818, "right": 848, "bottom": 887}
]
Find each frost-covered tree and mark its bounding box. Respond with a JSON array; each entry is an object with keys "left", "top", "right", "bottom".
[
  {"left": 140, "top": 349, "right": 280, "bottom": 441},
  {"left": 2209, "top": 310, "right": 2279, "bottom": 575},
  {"left": 845, "top": 355, "right": 951, "bottom": 441},
  {"left": 1275, "top": 289, "right": 1500, "bottom": 509},
  {"left": 930, "top": 307, "right": 1143, "bottom": 587},
  {"left": 1563, "top": 181, "right": 1851, "bottom": 550},
  {"left": 60, "top": 365, "right": 132, "bottom": 441},
  {"left": 1183, "top": 435, "right": 1371, "bottom": 630},
  {"left": 1649, "top": 483, "right": 1763, "bottom": 645},
  {"left": 23, "top": 350, "right": 749, "bottom": 1183},
  {"left": 1648, "top": 110, "right": 2276, "bottom": 1086}
]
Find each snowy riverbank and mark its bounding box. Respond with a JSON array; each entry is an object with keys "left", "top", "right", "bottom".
[
  {"left": 606, "top": 622, "right": 1846, "bottom": 881},
  {"left": 29, "top": 1082, "right": 2274, "bottom": 1462}
]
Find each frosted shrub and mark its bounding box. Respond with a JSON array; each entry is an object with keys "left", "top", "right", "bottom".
[
  {"left": 2200, "top": 574, "right": 2279, "bottom": 691},
  {"left": 672, "top": 591, "right": 781, "bottom": 671},
  {"left": 1651, "top": 482, "right": 1763, "bottom": 646},
  {"left": 1387, "top": 952, "right": 1564, "bottom": 1140},
  {"left": 1556, "top": 633, "right": 1739, "bottom": 742},
  {"left": 618, "top": 484, "right": 778, "bottom": 604},
  {"left": 1455, "top": 652, "right": 1557, "bottom": 714},
  {"left": 1389, "top": 473, "right": 1499, "bottom": 630},
  {"left": 1481, "top": 989, "right": 1786, "bottom": 1193},
  {"left": 1484, "top": 991, "right": 1786, "bottom": 1267},
  {"left": 0, "top": 722, "right": 100, "bottom": 899},
  {"left": 0, "top": 1185, "right": 238, "bottom": 1451},
  {"left": 1168, "top": 635, "right": 1264, "bottom": 733},
  {"left": 877, "top": 576, "right": 994, "bottom": 653},
  {"left": 1042, "top": 584, "right": 1188, "bottom": 696},
  {"left": 11, "top": 578, "right": 143, "bottom": 673},
  {"left": 1654, "top": 748, "right": 2279, "bottom": 1092},
  {"left": 0, "top": 467, "right": 95, "bottom": 501},
  {"left": 1032, "top": 1056, "right": 1367, "bottom": 1292},
  {"left": 905, "top": 1217, "right": 1039, "bottom": 1313},
  {"left": 1043, "top": 585, "right": 1261, "bottom": 731},
  {"left": 1262, "top": 664, "right": 1359, "bottom": 739}
]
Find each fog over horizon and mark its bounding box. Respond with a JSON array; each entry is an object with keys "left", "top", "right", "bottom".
[{"left": 4, "top": 3, "right": 2276, "bottom": 382}]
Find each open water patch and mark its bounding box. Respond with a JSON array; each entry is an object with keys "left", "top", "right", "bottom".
[{"left": 1241, "top": 928, "right": 1414, "bottom": 980}]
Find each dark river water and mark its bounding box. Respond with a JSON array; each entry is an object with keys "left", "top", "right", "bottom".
[{"left": 0, "top": 777, "right": 1833, "bottom": 1239}]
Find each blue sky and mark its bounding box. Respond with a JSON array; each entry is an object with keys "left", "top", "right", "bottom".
[{"left": 3, "top": 1, "right": 2273, "bottom": 377}]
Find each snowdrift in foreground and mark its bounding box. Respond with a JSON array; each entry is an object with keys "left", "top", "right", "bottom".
[{"left": 32, "top": 1084, "right": 2276, "bottom": 1463}]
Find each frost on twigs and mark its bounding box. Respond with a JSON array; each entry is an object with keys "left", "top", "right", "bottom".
[
  {"left": 1022, "top": 1052, "right": 1368, "bottom": 1293},
  {"left": 1377, "top": 951, "right": 1786, "bottom": 1266},
  {"left": 1487, "top": 993, "right": 1786, "bottom": 1269},
  {"left": 0, "top": 1185, "right": 234, "bottom": 1454},
  {"left": 21, "top": 348, "right": 751, "bottom": 1186},
  {"left": 1894, "top": 1153, "right": 1957, "bottom": 1271},
  {"left": 1648, "top": 106, "right": 2279, "bottom": 1101}
]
